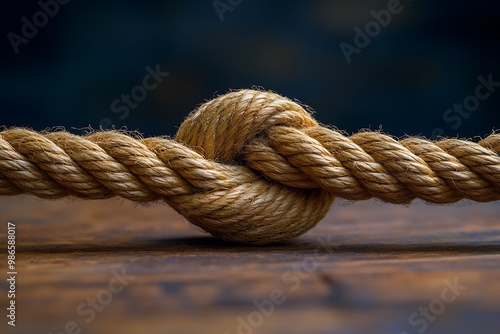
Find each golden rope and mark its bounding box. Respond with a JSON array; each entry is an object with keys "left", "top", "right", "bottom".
[{"left": 1, "top": 89, "right": 498, "bottom": 243}]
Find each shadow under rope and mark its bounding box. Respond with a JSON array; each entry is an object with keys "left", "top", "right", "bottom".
[{"left": 8, "top": 236, "right": 500, "bottom": 255}]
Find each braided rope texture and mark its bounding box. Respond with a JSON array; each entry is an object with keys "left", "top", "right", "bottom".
[{"left": 1, "top": 89, "right": 499, "bottom": 243}]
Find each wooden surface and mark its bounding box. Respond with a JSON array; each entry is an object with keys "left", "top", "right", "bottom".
[{"left": 0, "top": 196, "right": 499, "bottom": 334}]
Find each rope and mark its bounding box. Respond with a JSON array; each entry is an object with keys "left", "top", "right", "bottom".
[{"left": 1, "top": 89, "right": 499, "bottom": 244}]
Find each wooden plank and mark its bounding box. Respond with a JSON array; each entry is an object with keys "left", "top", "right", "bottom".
[{"left": 0, "top": 196, "right": 499, "bottom": 334}]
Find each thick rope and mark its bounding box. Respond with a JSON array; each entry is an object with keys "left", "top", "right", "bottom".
[{"left": 1, "top": 89, "right": 499, "bottom": 243}]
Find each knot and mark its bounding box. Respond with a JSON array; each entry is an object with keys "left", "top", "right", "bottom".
[{"left": 174, "top": 89, "right": 335, "bottom": 243}]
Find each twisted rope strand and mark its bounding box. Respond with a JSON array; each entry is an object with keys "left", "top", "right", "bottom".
[{"left": 1, "top": 89, "right": 498, "bottom": 243}]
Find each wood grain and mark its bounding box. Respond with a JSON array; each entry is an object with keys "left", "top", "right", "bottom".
[{"left": 0, "top": 196, "right": 499, "bottom": 334}]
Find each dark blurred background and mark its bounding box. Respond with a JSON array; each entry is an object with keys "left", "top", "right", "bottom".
[{"left": 1, "top": 0, "right": 499, "bottom": 139}]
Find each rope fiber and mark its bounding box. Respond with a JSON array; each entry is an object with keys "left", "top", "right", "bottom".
[{"left": 1, "top": 89, "right": 499, "bottom": 243}]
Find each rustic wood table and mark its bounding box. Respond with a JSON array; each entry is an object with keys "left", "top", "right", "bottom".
[{"left": 0, "top": 196, "right": 499, "bottom": 334}]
